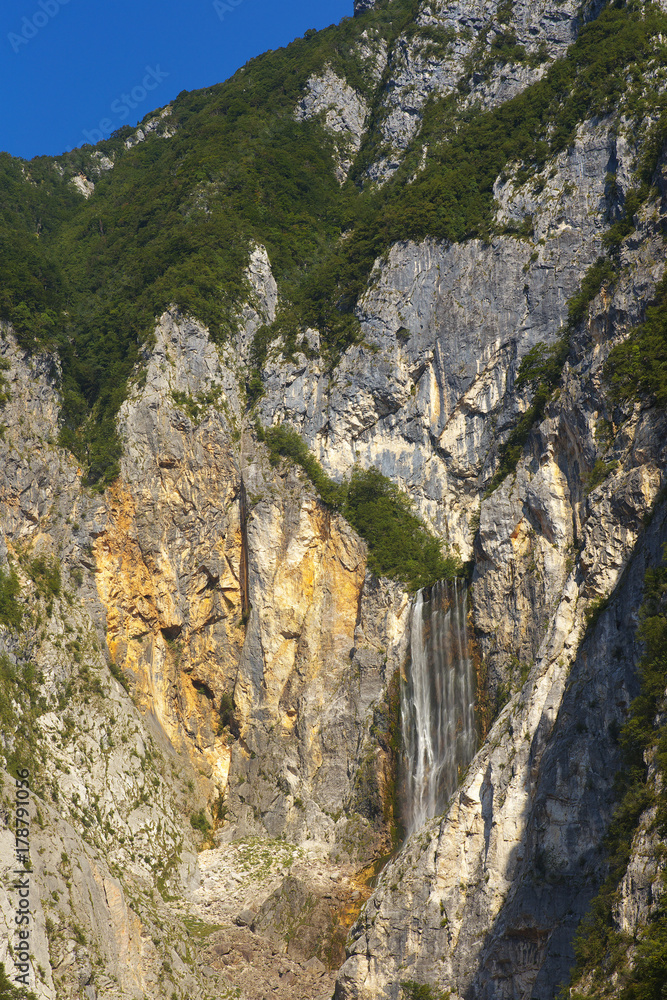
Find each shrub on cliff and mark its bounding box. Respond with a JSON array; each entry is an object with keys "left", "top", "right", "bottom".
[
  {"left": 606, "top": 272, "right": 667, "bottom": 409},
  {"left": 258, "top": 424, "right": 460, "bottom": 591},
  {"left": 343, "top": 466, "right": 460, "bottom": 590},
  {"left": 0, "top": 962, "right": 37, "bottom": 1000},
  {"left": 0, "top": 568, "right": 22, "bottom": 629},
  {"left": 564, "top": 550, "right": 667, "bottom": 997}
]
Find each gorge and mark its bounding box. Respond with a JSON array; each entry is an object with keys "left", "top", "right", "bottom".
[{"left": 1, "top": 1, "right": 667, "bottom": 999}]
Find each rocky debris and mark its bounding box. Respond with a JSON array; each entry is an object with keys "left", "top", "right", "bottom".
[
  {"left": 185, "top": 837, "right": 371, "bottom": 947},
  {"left": 165, "top": 837, "right": 371, "bottom": 1000},
  {"left": 199, "top": 924, "right": 336, "bottom": 1000},
  {"left": 252, "top": 874, "right": 353, "bottom": 966}
]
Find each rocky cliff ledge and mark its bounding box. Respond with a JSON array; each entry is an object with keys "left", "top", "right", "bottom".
[{"left": 2, "top": 1, "right": 667, "bottom": 998}]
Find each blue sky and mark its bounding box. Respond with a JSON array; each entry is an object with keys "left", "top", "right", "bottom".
[{"left": 1, "top": 0, "right": 352, "bottom": 160}]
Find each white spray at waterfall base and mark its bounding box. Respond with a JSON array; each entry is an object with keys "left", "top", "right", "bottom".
[{"left": 400, "top": 579, "right": 477, "bottom": 836}]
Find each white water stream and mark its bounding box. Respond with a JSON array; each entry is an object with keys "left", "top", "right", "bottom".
[{"left": 400, "top": 579, "right": 477, "bottom": 835}]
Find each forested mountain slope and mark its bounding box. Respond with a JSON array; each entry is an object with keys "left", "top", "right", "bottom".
[{"left": 1, "top": 1, "right": 667, "bottom": 998}]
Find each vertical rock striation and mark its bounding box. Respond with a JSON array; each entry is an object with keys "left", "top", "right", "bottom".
[{"left": 400, "top": 581, "right": 476, "bottom": 836}]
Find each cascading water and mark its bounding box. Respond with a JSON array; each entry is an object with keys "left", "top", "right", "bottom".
[{"left": 400, "top": 579, "right": 477, "bottom": 836}]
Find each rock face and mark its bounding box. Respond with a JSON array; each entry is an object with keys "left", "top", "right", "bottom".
[
  {"left": 332, "top": 134, "right": 667, "bottom": 996},
  {"left": 255, "top": 117, "right": 627, "bottom": 562},
  {"left": 0, "top": 302, "right": 406, "bottom": 997},
  {"left": 0, "top": 334, "right": 203, "bottom": 999},
  {"left": 348, "top": 0, "right": 607, "bottom": 183},
  {"left": 2, "top": 1, "right": 667, "bottom": 999},
  {"left": 336, "top": 498, "right": 667, "bottom": 1000},
  {"left": 295, "top": 68, "right": 370, "bottom": 181}
]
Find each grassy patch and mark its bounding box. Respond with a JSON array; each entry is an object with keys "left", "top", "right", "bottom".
[
  {"left": 401, "top": 981, "right": 451, "bottom": 1000},
  {"left": 26, "top": 555, "right": 61, "bottom": 599},
  {"left": 182, "top": 915, "right": 224, "bottom": 938},
  {"left": 232, "top": 837, "right": 303, "bottom": 880}
]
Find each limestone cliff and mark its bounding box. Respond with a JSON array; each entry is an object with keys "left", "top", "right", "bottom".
[{"left": 1, "top": 1, "right": 667, "bottom": 999}]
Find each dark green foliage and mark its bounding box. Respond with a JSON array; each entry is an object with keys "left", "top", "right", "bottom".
[
  {"left": 257, "top": 424, "right": 460, "bottom": 591},
  {"left": 344, "top": 466, "right": 461, "bottom": 591},
  {"left": 190, "top": 811, "right": 212, "bottom": 837},
  {"left": 0, "top": 963, "right": 38, "bottom": 1000},
  {"left": 585, "top": 458, "right": 619, "bottom": 494},
  {"left": 0, "top": 567, "right": 22, "bottom": 629},
  {"left": 0, "top": 153, "right": 76, "bottom": 351},
  {"left": 108, "top": 660, "right": 130, "bottom": 694},
  {"left": 485, "top": 334, "right": 570, "bottom": 495},
  {"left": 622, "top": 909, "right": 667, "bottom": 1000},
  {"left": 257, "top": 423, "right": 346, "bottom": 509},
  {"left": 567, "top": 257, "right": 617, "bottom": 327},
  {"left": 0, "top": 654, "right": 18, "bottom": 729},
  {"left": 400, "top": 981, "right": 450, "bottom": 1000},
  {"left": 0, "top": 1, "right": 664, "bottom": 486},
  {"left": 603, "top": 109, "right": 667, "bottom": 253},
  {"left": 27, "top": 556, "right": 61, "bottom": 599},
  {"left": 583, "top": 594, "right": 610, "bottom": 633},
  {"left": 606, "top": 272, "right": 667, "bottom": 408},
  {"left": 0, "top": 654, "right": 46, "bottom": 776},
  {"left": 216, "top": 691, "right": 237, "bottom": 737},
  {"left": 485, "top": 250, "right": 621, "bottom": 495},
  {"left": 564, "top": 552, "right": 667, "bottom": 996},
  {"left": 0, "top": 358, "right": 10, "bottom": 407},
  {"left": 514, "top": 338, "right": 569, "bottom": 393}
]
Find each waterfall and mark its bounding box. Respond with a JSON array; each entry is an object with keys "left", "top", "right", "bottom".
[{"left": 400, "top": 579, "right": 477, "bottom": 836}]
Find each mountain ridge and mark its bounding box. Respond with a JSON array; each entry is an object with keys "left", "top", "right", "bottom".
[{"left": 1, "top": 2, "right": 667, "bottom": 998}]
